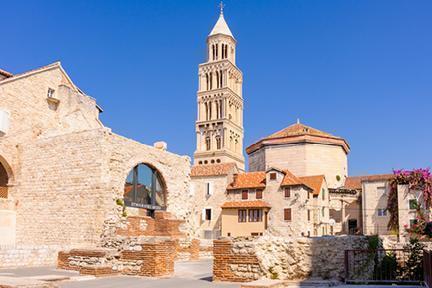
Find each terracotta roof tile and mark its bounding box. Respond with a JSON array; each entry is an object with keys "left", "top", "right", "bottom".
[
  {"left": 221, "top": 200, "right": 271, "bottom": 209},
  {"left": 246, "top": 123, "right": 350, "bottom": 155},
  {"left": 191, "top": 163, "right": 237, "bottom": 177},
  {"left": 227, "top": 172, "right": 266, "bottom": 190},
  {"left": 343, "top": 174, "right": 394, "bottom": 190},
  {"left": 299, "top": 175, "right": 325, "bottom": 196},
  {"left": 280, "top": 170, "right": 304, "bottom": 186}
]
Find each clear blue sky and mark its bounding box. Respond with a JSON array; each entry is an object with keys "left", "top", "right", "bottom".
[{"left": 1, "top": 1, "right": 431, "bottom": 175}]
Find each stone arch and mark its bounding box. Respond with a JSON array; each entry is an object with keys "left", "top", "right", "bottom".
[
  {"left": 121, "top": 159, "right": 169, "bottom": 216},
  {"left": 0, "top": 154, "right": 14, "bottom": 185},
  {"left": 0, "top": 155, "right": 14, "bottom": 199}
]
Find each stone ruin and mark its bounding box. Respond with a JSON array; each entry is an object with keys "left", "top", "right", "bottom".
[{"left": 57, "top": 211, "right": 210, "bottom": 277}]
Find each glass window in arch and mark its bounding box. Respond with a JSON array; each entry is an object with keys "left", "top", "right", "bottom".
[{"left": 124, "top": 164, "right": 166, "bottom": 212}]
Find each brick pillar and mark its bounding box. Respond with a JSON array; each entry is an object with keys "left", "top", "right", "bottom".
[
  {"left": 139, "top": 240, "right": 176, "bottom": 277},
  {"left": 213, "top": 239, "right": 233, "bottom": 281}
]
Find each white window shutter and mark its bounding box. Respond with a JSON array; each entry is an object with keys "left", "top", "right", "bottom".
[
  {"left": 209, "top": 182, "right": 214, "bottom": 196},
  {"left": 0, "top": 109, "right": 10, "bottom": 136},
  {"left": 201, "top": 208, "right": 206, "bottom": 221}
]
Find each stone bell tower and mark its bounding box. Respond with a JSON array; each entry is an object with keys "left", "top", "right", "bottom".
[{"left": 193, "top": 5, "right": 245, "bottom": 170}]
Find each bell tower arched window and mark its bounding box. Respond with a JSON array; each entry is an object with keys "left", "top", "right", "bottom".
[
  {"left": 124, "top": 163, "right": 166, "bottom": 217},
  {"left": 216, "top": 136, "right": 222, "bottom": 150},
  {"left": 206, "top": 136, "right": 211, "bottom": 151}
]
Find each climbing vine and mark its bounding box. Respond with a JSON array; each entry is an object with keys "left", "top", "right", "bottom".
[{"left": 387, "top": 168, "right": 432, "bottom": 233}]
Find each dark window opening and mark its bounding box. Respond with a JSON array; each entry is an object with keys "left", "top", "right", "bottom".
[
  {"left": 284, "top": 187, "right": 291, "bottom": 198},
  {"left": 284, "top": 208, "right": 292, "bottom": 221},
  {"left": 270, "top": 173, "right": 277, "bottom": 180},
  {"left": 205, "top": 208, "right": 212, "bottom": 221}
]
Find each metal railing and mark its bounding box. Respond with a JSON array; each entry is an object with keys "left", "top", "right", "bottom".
[
  {"left": 424, "top": 250, "right": 432, "bottom": 288},
  {"left": 345, "top": 248, "right": 423, "bottom": 284}
]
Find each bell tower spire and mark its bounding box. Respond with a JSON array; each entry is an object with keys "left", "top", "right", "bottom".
[{"left": 193, "top": 6, "right": 245, "bottom": 170}]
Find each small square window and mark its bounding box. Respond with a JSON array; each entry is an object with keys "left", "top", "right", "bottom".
[
  {"left": 284, "top": 187, "right": 291, "bottom": 198},
  {"left": 242, "top": 190, "right": 248, "bottom": 200},
  {"left": 270, "top": 173, "right": 277, "bottom": 180},
  {"left": 284, "top": 208, "right": 292, "bottom": 221},
  {"left": 377, "top": 209, "right": 387, "bottom": 216},
  {"left": 256, "top": 189, "right": 263, "bottom": 199},
  {"left": 409, "top": 199, "right": 417, "bottom": 210},
  {"left": 47, "top": 88, "right": 55, "bottom": 98}
]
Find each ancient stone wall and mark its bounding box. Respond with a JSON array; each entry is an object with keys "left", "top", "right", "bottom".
[
  {"left": 214, "top": 235, "right": 370, "bottom": 282},
  {"left": 0, "top": 64, "right": 194, "bottom": 268},
  {"left": 0, "top": 245, "right": 67, "bottom": 268}
]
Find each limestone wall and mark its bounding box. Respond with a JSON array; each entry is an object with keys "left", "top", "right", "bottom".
[
  {"left": 214, "top": 235, "right": 369, "bottom": 282},
  {"left": 0, "top": 245, "right": 68, "bottom": 268},
  {"left": 0, "top": 63, "right": 194, "bottom": 267},
  {"left": 191, "top": 174, "right": 235, "bottom": 239},
  {"left": 247, "top": 143, "right": 347, "bottom": 189}
]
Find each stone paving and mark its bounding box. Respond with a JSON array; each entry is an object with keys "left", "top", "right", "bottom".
[{"left": 0, "top": 260, "right": 422, "bottom": 288}]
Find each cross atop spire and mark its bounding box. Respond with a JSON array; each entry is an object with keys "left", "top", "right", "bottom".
[{"left": 219, "top": 1, "right": 225, "bottom": 15}]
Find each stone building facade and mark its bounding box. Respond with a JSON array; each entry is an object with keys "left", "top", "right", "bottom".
[
  {"left": 246, "top": 122, "right": 349, "bottom": 189},
  {"left": 0, "top": 62, "right": 192, "bottom": 267},
  {"left": 221, "top": 168, "right": 330, "bottom": 237}
]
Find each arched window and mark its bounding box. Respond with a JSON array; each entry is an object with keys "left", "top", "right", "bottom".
[
  {"left": 216, "top": 136, "right": 221, "bottom": 150},
  {"left": 205, "top": 73, "right": 209, "bottom": 90},
  {"left": 0, "top": 162, "right": 8, "bottom": 199},
  {"left": 204, "top": 102, "right": 209, "bottom": 120},
  {"left": 206, "top": 136, "right": 211, "bottom": 151},
  {"left": 124, "top": 163, "right": 166, "bottom": 215},
  {"left": 215, "top": 71, "right": 219, "bottom": 88},
  {"left": 212, "top": 45, "right": 216, "bottom": 60},
  {"left": 224, "top": 45, "right": 228, "bottom": 59},
  {"left": 219, "top": 70, "right": 223, "bottom": 87},
  {"left": 215, "top": 44, "right": 218, "bottom": 60},
  {"left": 219, "top": 99, "right": 223, "bottom": 117},
  {"left": 209, "top": 101, "right": 212, "bottom": 119},
  {"left": 215, "top": 101, "right": 219, "bottom": 119},
  {"left": 209, "top": 72, "right": 213, "bottom": 90}
]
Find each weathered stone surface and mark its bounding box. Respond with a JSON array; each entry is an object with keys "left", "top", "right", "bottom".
[{"left": 214, "top": 235, "right": 370, "bottom": 282}]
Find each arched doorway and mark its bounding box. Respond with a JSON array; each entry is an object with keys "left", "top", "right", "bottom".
[
  {"left": 0, "top": 161, "right": 8, "bottom": 198},
  {"left": 123, "top": 163, "right": 167, "bottom": 217}
]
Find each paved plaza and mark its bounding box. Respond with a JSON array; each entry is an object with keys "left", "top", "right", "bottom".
[{"left": 0, "top": 259, "right": 423, "bottom": 288}]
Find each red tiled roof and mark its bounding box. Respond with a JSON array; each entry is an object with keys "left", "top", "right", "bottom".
[
  {"left": 0, "top": 69, "right": 13, "bottom": 78},
  {"left": 280, "top": 170, "right": 304, "bottom": 186},
  {"left": 299, "top": 175, "right": 325, "bottom": 196},
  {"left": 227, "top": 169, "right": 311, "bottom": 191},
  {"left": 221, "top": 200, "right": 271, "bottom": 209},
  {"left": 246, "top": 123, "right": 350, "bottom": 155},
  {"left": 227, "top": 172, "right": 266, "bottom": 190},
  {"left": 343, "top": 174, "right": 394, "bottom": 190},
  {"left": 191, "top": 163, "right": 237, "bottom": 177}
]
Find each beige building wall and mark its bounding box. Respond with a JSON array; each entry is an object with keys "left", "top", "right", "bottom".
[
  {"left": 397, "top": 185, "right": 422, "bottom": 241},
  {"left": 191, "top": 173, "right": 235, "bottom": 239},
  {"left": 248, "top": 143, "right": 347, "bottom": 188},
  {"left": 221, "top": 208, "right": 269, "bottom": 237},
  {"left": 361, "top": 180, "right": 391, "bottom": 235}
]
